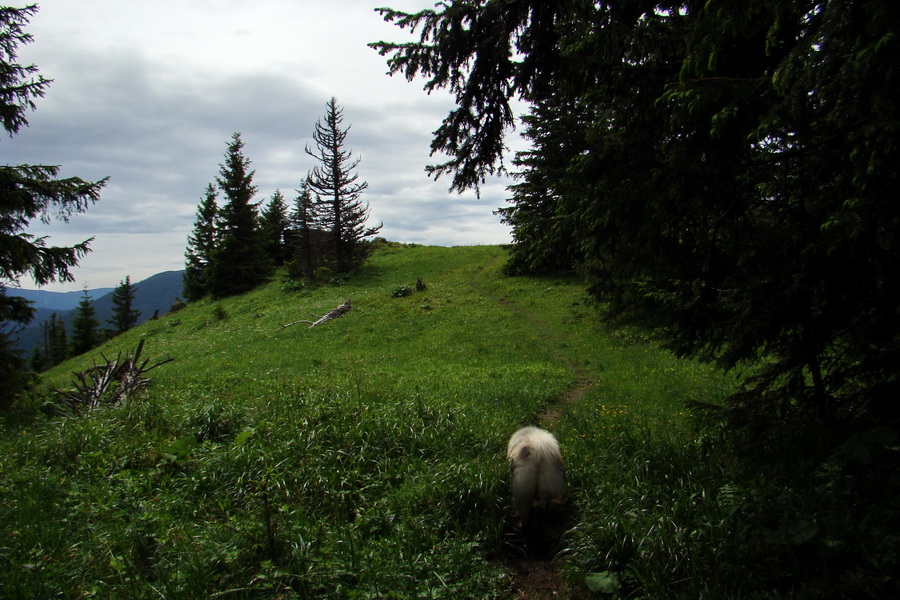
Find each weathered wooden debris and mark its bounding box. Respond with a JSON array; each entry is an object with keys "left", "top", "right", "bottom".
[
  {"left": 54, "top": 339, "right": 173, "bottom": 416},
  {"left": 281, "top": 298, "right": 352, "bottom": 329}
]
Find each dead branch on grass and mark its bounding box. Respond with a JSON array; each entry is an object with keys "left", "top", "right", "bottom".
[{"left": 281, "top": 298, "right": 352, "bottom": 329}]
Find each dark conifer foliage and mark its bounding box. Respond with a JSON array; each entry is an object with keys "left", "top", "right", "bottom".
[
  {"left": 44, "top": 311, "right": 67, "bottom": 367},
  {"left": 31, "top": 311, "right": 67, "bottom": 371},
  {"left": 1, "top": 5, "right": 106, "bottom": 403},
  {"left": 259, "top": 189, "right": 290, "bottom": 266},
  {"left": 373, "top": 2, "right": 900, "bottom": 425},
  {"left": 206, "top": 133, "right": 273, "bottom": 298},
  {"left": 109, "top": 275, "right": 140, "bottom": 334},
  {"left": 183, "top": 105, "right": 383, "bottom": 294},
  {"left": 498, "top": 96, "right": 592, "bottom": 276},
  {"left": 305, "top": 97, "right": 381, "bottom": 273},
  {"left": 286, "top": 181, "right": 325, "bottom": 282},
  {"left": 183, "top": 183, "right": 220, "bottom": 301},
  {"left": 70, "top": 289, "right": 100, "bottom": 357}
]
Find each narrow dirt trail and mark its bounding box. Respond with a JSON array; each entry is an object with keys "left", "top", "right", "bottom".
[
  {"left": 506, "top": 376, "right": 594, "bottom": 600},
  {"left": 538, "top": 377, "right": 596, "bottom": 425},
  {"left": 468, "top": 260, "right": 593, "bottom": 600}
]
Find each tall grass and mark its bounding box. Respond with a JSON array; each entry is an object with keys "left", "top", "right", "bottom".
[
  {"left": 557, "top": 343, "right": 900, "bottom": 599},
  {"left": 2, "top": 244, "right": 582, "bottom": 599},
  {"left": 5, "top": 243, "right": 889, "bottom": 599}
]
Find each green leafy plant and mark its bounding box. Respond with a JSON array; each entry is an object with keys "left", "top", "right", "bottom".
[{"left": 391, "top": 285, "right": 412, "bottom": 298}]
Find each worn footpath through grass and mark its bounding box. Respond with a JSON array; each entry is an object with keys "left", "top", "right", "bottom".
[{"left": 465, "top": 252, "right": 736, "bottom": 599}]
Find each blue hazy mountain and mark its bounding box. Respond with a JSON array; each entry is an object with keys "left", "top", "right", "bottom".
[
  {"left": 8, "top": 271, "right": 185, "bottom": 353},
  {"left": 11, "top": 287, "right": 115, "bottom": 311}
]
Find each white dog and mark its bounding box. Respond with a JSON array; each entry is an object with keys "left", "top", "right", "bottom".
[{"left": 507, "top": 426, "right": 565, "bottom": 522}]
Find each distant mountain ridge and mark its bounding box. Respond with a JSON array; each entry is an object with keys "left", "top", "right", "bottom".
[
  {"left": 8, "top": 271, "right": 185, "bottom": 353},
  {"left": 12, "top": 287, "right": 115, "bottom": 311}
]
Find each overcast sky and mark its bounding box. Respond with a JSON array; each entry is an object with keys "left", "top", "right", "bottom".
[{"left": 8, "top": 1, "right": 522, "bottom": 292}]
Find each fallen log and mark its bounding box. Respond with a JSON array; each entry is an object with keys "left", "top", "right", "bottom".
[{"left": 281, "top": 298, "right": 352, "bottom": 329}]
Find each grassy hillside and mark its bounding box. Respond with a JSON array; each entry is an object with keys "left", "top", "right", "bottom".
[{"left": 1, "top": 243, "right": 740, "bottom": 598}]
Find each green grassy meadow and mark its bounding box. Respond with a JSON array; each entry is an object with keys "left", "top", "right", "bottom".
[{"left": 0, "top": 242, "right": 802, "bottom": 598}]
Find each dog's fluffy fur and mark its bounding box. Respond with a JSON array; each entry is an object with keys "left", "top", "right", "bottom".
[{"left": 507, "top": 427, "right": 565, "bottom": 521}]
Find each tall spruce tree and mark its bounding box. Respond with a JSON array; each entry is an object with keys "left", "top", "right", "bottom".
[
  {"left": 183, "top": 183, "right": 219, "bottom": 301},
  {"left": 206, "top": 133, "right": 272, "bottom": 298},
  {"left": 109, "top": 275, "right": 140, "bottom": 334},
  {"left": 259, "top": 189, "right": 290, "bottom": 267},
  {"left": 373, "top": 2, "right": 900, "bottom": 426},
  {"left": 498, "top": 96, "right": 592, "bottom": 276},
  {"left": 305, "top": 98, "right": 381, "bottom": 273},
  {"left": 70, "top": 288, "right": 100, "bottom": 356},
  {"left": 1, "top": 5, "right": 106, "bottom": 403}
]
